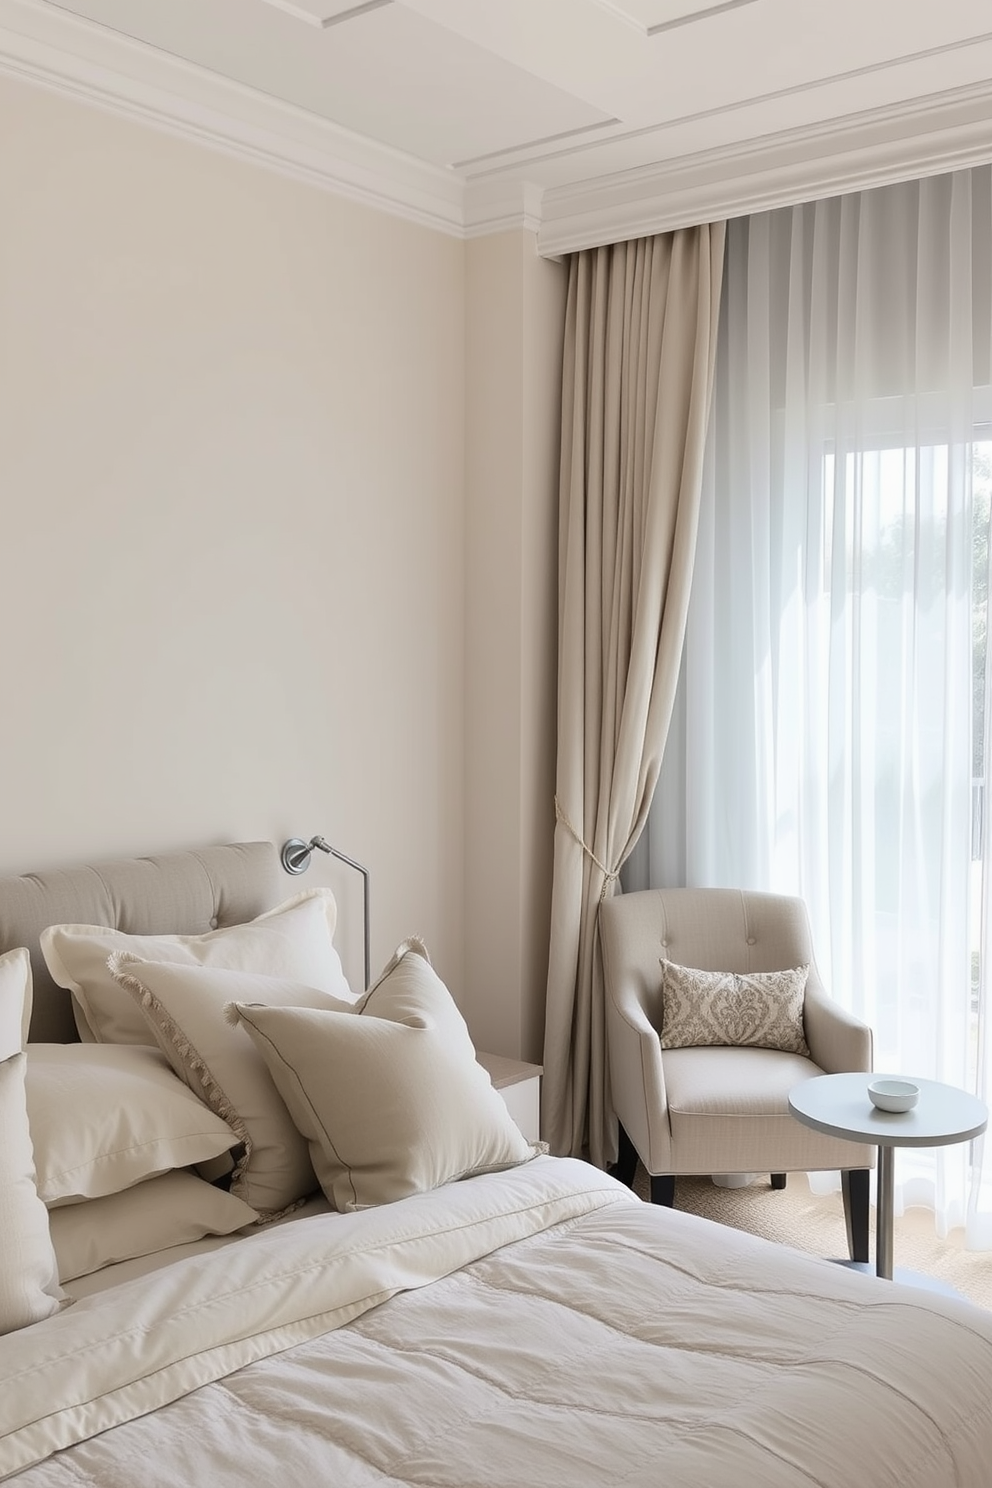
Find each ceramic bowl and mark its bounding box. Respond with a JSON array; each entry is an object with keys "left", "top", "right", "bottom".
[{"left": 868, "top": 1078, "right": 920, "bottom": 1113}]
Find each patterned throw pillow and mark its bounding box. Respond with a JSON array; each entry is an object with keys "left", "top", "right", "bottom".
[{"left": 659, "top": 958, "right": 810, "bottom": 1054}]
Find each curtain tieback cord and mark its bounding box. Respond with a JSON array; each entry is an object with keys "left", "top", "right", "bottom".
[{"left": 554, "top": 797, "right": 620, "bottom": 902}]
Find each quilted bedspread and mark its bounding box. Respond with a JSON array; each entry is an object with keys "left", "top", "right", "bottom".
[{"left": 4, "top": 1156, "right": 992, "bottom": 1487}]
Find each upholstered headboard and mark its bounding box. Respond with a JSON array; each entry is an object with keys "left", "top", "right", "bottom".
[{"left": 0, "top": 842, "right": 285, "bottom": 1043}]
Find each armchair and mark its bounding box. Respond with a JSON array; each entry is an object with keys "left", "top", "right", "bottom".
[{"left": 600, "top": 887, "right": 873, "bottom": 1262}]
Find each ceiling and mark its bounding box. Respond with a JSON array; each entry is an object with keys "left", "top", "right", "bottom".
[{"left": 2, "top": 0, "right": 992, "bottom": 253}]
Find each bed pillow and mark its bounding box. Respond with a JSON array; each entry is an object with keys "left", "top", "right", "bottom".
[
  {"left": 227, "top": 937, "right": 542, "bottom": 1213},
  {"left": 49, "top": 1169, "right": 259, "bottom": 1283},
  {"left": 1, "top": 948, "right": 63, "bottom": 1334},
  {"left": 41, "top": 888, "right": 355, "bottom": 1045},
  {"left": 659, "top": 958, "right": 811, "bottom": 1055},
  {"left": 25, "top": 1043, "right": 242, "bottom": 1207},
  {"left": 108, "top": 956, "right": 356, "bottom": 1215}
]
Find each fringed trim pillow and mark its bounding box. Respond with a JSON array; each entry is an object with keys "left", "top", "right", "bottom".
[{"left": 108, "top": 954, "right": 354, "bottom": 1216}]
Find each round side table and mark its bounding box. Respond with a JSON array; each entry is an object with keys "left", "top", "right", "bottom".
[{"left": 788, "top": 1072, "right": 987, "bottom": 1281}]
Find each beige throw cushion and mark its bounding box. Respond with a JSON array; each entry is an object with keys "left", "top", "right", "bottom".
[
  {"left": 109, "top": 956, "right": 356, "bottom": 1214},
  {"left": 659, "top": 958, "right": 811, "bottom": 1055},
  {"left": 25, "top": 1043, "right": 241, "bottom": 1207},
  {"left": 228, "top": 937, "right": 541, "bottom": 1213},
  {"left": 41, "top": 888, "right": 355, "bottom": 1045},
  {"left": 0, "top": 948, "right": 63, "bottom": 1335},
  {"left": 49, "top": 1170, "right": 258, "bottom": 1283}
]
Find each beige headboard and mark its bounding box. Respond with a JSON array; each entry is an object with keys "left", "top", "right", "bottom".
[{"left": 0, "top": 842, "right": 285, "bottom": 1044}]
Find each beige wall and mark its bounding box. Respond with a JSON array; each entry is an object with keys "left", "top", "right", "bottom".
[
  {"left": 0, "top": 75, "right": 566, "bottom": 1056},
  {"left": 463, "top": 233, "right": 567, "bottom": 1061},
  {"left": 0, "top": 74, "right": 466, "bottom": 994}
]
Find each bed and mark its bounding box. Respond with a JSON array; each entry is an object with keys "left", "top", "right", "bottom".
[{"left": 2, "top": 840, "right": 992, "bottom": 1487}]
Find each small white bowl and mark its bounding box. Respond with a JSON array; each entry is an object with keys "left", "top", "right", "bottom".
[{"left": 868, "top": 1079, "right": 920, "bottom": 1113}]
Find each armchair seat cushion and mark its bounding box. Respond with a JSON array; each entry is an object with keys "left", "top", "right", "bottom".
[
  {"left": 662, "top": 1045, "right": 871, "bottom": 1175},
  {"left": 664, "top": 1046, "right": 822, "bottom": 1116}
]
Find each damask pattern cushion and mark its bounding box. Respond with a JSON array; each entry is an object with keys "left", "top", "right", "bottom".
[{"left": 659, "top": 958, "right": 810, "bottom": 1055}]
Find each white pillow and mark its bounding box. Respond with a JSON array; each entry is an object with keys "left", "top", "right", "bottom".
[
  {"left": 659, "top": 958, "right": 811, "bottom": 1054},
  {"left": 228, "top": 937, "right": 542, "bottom": 1213},
  {"left": 49, "top": 1170, "right": 259, "bottom": 1283},
  {"left": 25, "top": 1043, "right": 242, "bottom": 1207},
  {"left": 0, "top": 948, "right": 62, "bottom": 1335},
  {"left": 108, "top": 957, "right": 355, "bottom": 1215},
  {"left": 41, "top": 888, "right": 355, "bottom": 1045}
]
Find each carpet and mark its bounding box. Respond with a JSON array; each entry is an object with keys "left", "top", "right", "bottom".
[{"left": 633, "top": 1167, "right": 992, "bottom": 1310}]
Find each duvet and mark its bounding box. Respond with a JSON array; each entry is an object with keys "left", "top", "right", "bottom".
[{"left": 4, "top": 1157, "right": 992, "bottom": 1487}]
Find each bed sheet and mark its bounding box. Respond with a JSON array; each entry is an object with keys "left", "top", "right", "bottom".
[{"left": 4, "top": 1156, "right": 992, "bottom": 1487}]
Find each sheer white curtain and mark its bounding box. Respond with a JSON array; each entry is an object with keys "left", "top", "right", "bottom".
[{"left": 630, "top": 166, "right": 992, "bottom": 1245}]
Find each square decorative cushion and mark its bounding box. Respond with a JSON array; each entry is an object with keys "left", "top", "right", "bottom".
[
  {"left": 0, "top": 948, "right": 63, "bottom": 1335},
  {"left": 659, "top": 958, "right": 811, "bottom": 1055},
  {"left": 49, "top": 1170, "right": 259, "bottom": 1283},
  {"left": 41, "top": 888, "right": 355, "bottom": 1045},
  {"left": 227, "top": 937, "right": 542, "bottom": 1213},
  {"left": 108, "top": 956, "right": 356, "bottom": 1214},
  {"left": 25, "top": 1043, "right": 242, "bottom": 1206}
]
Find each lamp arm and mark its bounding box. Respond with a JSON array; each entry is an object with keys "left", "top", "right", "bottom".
[
  {"left": 310, "top": 838, "right": 371, "bottom": 990},
  {"left": 281, "top": 835, "right": 371, "bottom": 990}
]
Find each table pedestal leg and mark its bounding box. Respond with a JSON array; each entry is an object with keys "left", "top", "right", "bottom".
[{"left": 875, "top": 1144, "right": 894, "bottom": 1279}]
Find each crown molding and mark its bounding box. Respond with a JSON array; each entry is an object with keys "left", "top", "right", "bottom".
[
  {"left": 3, "top": 1, "right": 992, "bottom": 254},
  {"left": 463, "top": 179, "right": 544, "bottom": 239},
  {"left": 536, "top": 77, "right": 992, "bottom": 256},
  {"left": 0, "top": 0, "right": 464, "bottom": 236}
]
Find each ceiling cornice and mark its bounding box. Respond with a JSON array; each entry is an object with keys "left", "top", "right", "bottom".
[
  {"left": 2, "top": 0, "right": 992, "bottom": 257},
  {"left": 536, "top": 76, "right": 992, "bottom": 256},
  {"left": 0, "top": 0, "right": 464, "bottom": 235}
]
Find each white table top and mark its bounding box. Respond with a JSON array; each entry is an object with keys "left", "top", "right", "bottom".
[{"left": 789, "top": 1072, "right": 988, "bottom": 1148}]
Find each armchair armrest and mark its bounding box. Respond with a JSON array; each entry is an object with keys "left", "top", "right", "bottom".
[
  {"left": 602, "top": 968, "right": 673, "bottom": 1174},
  {"left": 803, "top": 971, "right": 872, "bottom": 1074}
]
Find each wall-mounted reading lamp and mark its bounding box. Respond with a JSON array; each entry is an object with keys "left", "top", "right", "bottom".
[{"left": 280, "top": 836, "right": 371, "bottom": 990}]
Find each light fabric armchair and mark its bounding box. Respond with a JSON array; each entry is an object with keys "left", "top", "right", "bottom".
[{"left": 600, "top": 887, "right": 873, "bottom": 1262}]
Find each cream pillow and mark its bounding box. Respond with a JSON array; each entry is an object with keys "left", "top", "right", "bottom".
[
  {"left": 228, "top": 938, "right": 541, "bottom": 1213},
  {"left": 0, "top": 948, "right": 63, "bottom": 1335},
  {"left": 109, "top": 956, "right": 355, "bottom": 1214},
  {"left": 25, "top": 1043, "right": 241, "bottom": 1206},
  {"left": 41, "top": 888, "right": 355, "bottom": 1045},
  {"left": 659, "top": 958, "right": 810, "bottom": 1054},
  {"left": 49, "top": 1170, "right": 258, "bottom": 1283}
]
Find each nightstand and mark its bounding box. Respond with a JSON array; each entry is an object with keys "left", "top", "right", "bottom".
[{"left": 477, "top": 1052, "right": 543, "bottom": 1144}]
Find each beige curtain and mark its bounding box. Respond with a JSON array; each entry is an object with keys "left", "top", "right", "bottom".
[{"left": 542, "top": 224, "right": 726, "bottom": 1167}]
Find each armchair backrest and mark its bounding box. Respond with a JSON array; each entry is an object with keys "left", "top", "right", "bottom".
[{"left": 600, "top": 887, "right": 820, "bottom": 1027}]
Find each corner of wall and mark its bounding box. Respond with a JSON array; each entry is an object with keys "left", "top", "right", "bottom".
[{"left": 462, "top": 228, "right": 567, "bottom": 1061}]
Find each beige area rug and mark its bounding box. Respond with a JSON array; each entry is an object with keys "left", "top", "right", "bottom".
[{"left": 633, "top": 1167, "right": 992, "bottom": 1310}]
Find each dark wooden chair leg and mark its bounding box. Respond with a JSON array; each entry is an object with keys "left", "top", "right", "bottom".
[
  {"left": 649, "top": 1174, "right": 676, "bottom": 1207},
  {"left": 770, "top": 1173, "right": 787, "bottom": 1190},
  {"left": 609, "top": 1123, "right": 639, "bottom": 1189},
  {"left": 842, "top": 1168, "right": 871, "bottom": 1263}
]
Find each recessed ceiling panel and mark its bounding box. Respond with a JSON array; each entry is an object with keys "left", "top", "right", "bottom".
[
  {"left": 400, "top": 0, "right": 992, "bottom": 140},
  {"left": 589, "top": 0, "right": 759, "bottom": 34},
  {"left": 468, "top": 30, "right": 992, "bottom": 192},
  {"left": 47, "top": 0, "right": 614, "bottom": 166},
  {"left": 255, "top": 0, "right": 392, "bottom": 29}
]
